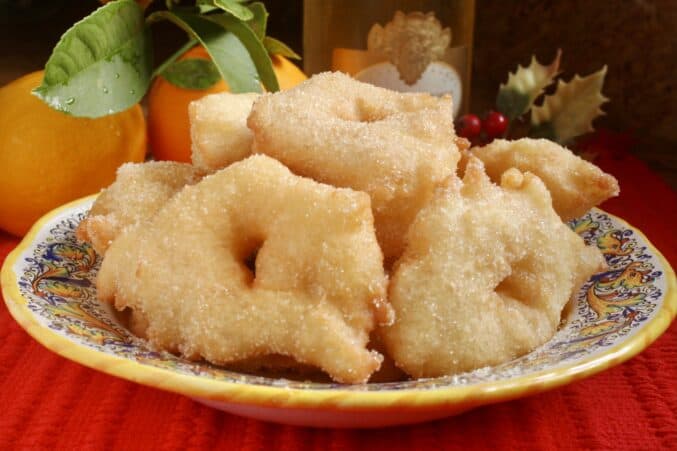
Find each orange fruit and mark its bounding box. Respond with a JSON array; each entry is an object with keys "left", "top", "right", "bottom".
[
  {"left": 271, "top": 54, "right": 309, "bottom": 90},
  {"left": 147, "top": 47, "right": 307, "bottom": 162},
  {"left": 0, "top": 71, "right": 146, "bottom": 236}
]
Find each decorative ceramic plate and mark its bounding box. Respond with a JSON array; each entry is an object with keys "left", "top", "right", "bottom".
[{"left": 2, "top": 196, "right": 676, "bottom": 428}]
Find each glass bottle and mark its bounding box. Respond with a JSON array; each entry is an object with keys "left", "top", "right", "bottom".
[{"left": 303, "top": 0, "right": 475, "bottom": 116}]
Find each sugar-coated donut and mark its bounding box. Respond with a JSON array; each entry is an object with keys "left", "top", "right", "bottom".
[
  {"left": 76, "top": 161, "right": 203, "bottom": 255},
  {"left": 381, "top": 157, "right": 605, "bottom": 378},
  {"left": 471, "top": 138, "right": 619, "bottom": 221},
  {"left": 96, "top": 155, "right": 391, "bottom": 384},
  {"left": 247, "top": 72, "right": 460, "bottom": 263},
  {"left": 189, "top": 92, "right": 260, "bottom": 172}
]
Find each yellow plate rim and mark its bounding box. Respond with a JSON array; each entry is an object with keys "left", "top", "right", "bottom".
[{"left": 2, "top": 195, "right": 676, "bottom": 411}]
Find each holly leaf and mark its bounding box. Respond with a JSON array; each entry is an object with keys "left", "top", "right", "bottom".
[
  {"left": 530, "top": 66, "right": 609, "bottom": 143},
  {"left": 148, "top": 10, "right": 262, "bottom": 93},
  {"left": 496, "top": 49, "right": 562, "bottom": 120},
  {"left": 162, "top": 58, "right": 221, "bottom": 89},
  {"left": 263, "top": 36, "right": 301, "bottom": 60},
  {"left": 33, "top": 0, "right": 152, "bottom": 117}
]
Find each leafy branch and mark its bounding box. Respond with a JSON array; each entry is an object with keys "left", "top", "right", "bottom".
[
  {"left": 33, "top": 0, "right": 299, "bottom": 118},
  {"left": 495, "top": 50, "right": 608, "bottom": 144}
]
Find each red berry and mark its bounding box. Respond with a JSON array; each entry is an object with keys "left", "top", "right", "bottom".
[
  {"left": 483, "top": 111, "right": 508, "bottom": 138},
  {"left": 455, "top": 114, "right": 481, "bottom": 139}
]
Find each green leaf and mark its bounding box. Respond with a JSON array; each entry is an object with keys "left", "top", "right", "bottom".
[
  {"left": 246, "top": 2, "right": 268, "bottom": 39},
  {"left": 263, "top": 36, "right": 301, "bottom": 60},
  {"left": 151, "top": 38, "right": 197, "bottom": 78},
  {"left": 528, "top": 122, "right": 556, "bottom": 141},
  {"left": 148, "top": 10, "right": 262, "bottom": 93},
  {"left": 196, "top": 5, "right": 219, "bottom": 14},
  {"left": 207, "top": 13, "right": 279, "bottom": 91},
  {"left": 33, "top": 0, "right": 152, "bottom": 117},
  {"left": 162, "top": 58, "right": 221, "bottom": 89},
  {"left": 213, "top": 0, "right": 254, "bottom": 21},
  {"left": 531, "top": 66, "right": 608, "bottom": 144},
  {"left": 496, "top": 89, "right": 530, "bottom": 122},
  {"left": 496, "top": 49, "right": 561, "bottom": 120}
]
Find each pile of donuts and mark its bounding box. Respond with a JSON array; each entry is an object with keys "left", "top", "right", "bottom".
[{"left": 78, "top": 72, "right": 619, "bottom": 384}]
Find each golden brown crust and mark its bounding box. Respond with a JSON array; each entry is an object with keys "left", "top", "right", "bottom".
[
  {"left": 97, "top": 155, "right": 389, "bottom": 384},
  {"left": 247, "top": 72, "right": 460, "bottom": 264},
  {"left": 471, "top": 138, "right": 620, "bottom": 220},
  {"left": 189, "top": 92, "right": 260, "bottom": 172},
  {"left": 77, "top": 161, "right": 203, "bottom": 254},
  {"left": 381, "top": 157, "right": 605, "bottom": 378}
]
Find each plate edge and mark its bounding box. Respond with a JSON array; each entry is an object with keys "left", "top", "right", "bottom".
[{"left": 2, "top": 202, "right": 676, "bottom": 412}]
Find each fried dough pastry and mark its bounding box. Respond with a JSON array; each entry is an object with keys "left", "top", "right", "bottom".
[
  {"left": 76, "top": 161, "right": 203, "bottom": 255},
  {"left": 97, "top": 155, "right": 390, "bottom": 384},
  {"left": 471, "top": 138, "right": 619, "bottom": 220},
  {"left": 189, "top": 92, "right": 259, "bottom": 172},
  {"left": 381, "top": 157, "right": 605, "bottom": 378},
  {"left": 247, "top": 71, "right": 460, "bottom": 263}
]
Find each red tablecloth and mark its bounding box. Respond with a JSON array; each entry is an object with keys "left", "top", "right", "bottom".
[{"left": 1, "top": 132, "right": 676, "bottom": 450}]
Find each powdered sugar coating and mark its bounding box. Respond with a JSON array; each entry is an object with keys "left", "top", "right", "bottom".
[
  {"left": 381, "top": 158, "right": 606, "bottom": 378},
  {"left": 472, "top": 138, "right": 620, "bottom": 221},
  {"left": 76, "top": 161, "right": 203, "bottom": 255},
  {"left": 189, "top": 92, "right": 260, "bottom": 172},
  {"left": 96, "top": 155, "right": 389, "bottom": 384},
  {"left": 247, "top": 72, "right": 460, "bottom": 264}
]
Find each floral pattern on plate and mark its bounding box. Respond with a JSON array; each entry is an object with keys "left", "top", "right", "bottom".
[{"left": 8, "top": 198, "right": 669, "bottom": 392}]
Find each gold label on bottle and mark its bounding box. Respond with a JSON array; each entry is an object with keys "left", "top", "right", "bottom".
[{"left": 332, "top": 11, "right": 465, "bottom": 117}]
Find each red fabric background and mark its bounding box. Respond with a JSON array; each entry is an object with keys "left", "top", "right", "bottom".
[{"left": 1, "top": 133, "right": 676, "bottom": 450}]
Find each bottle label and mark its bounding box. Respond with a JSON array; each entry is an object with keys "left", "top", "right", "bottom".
[{"left": 331, "top": 11, "right": 465, "bottom": 117}]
